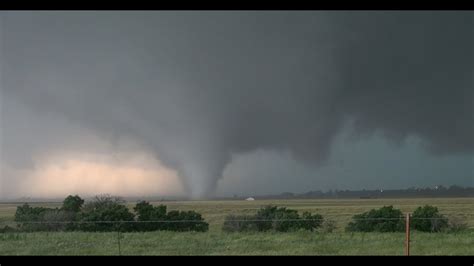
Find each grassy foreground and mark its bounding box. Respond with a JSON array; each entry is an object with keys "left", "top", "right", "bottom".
[{"left": 0, "top": 230, "right": 473, "bottom": 255}]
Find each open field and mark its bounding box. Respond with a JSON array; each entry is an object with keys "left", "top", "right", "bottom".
[{"left": 1, "top": 197, "right": 474, "bottom": 255}]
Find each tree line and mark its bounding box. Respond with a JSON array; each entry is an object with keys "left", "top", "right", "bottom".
[
  {"left": 12, "top": 195, "right": 208, "bottom": 232},
  {"left": 0, "top": 194, "right": 468, "bottom": 233},
  {"left": 250, "top": 185, "right": 474, "bottom": 200}
]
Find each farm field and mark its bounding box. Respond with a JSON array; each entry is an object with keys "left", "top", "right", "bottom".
[{"left": 1, "top": 197, "right": 473, "bottom": 255}]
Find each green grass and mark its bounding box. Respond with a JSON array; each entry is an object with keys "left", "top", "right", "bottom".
[
  {"left": 1, "top": 198, "right": 473, "bottom": 255},
  {"left": 0, "top": 231, "right": 472, "bottom": 255}
]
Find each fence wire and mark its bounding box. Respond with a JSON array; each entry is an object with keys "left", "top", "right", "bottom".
[
  {"left": 1, "top": 217, "right": 465, "bottom": 224},
  {"left": 1, "top": 216, "right": 472, "bottom": 255}
]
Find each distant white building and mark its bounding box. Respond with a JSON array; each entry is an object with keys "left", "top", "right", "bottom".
[{"left": 245, "top": 197, "right": 255, "bottom": 201}]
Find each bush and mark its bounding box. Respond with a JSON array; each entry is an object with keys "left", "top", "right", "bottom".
[
  {"left": 14, "top": 203, "right": 53, "bottom": 231},
  {"left": 14, "top": 203, "right": 49, "bottom": 223},
  {"left": 14, "top": 203, "right": 77, "bottom": 232},
  {"left": 79, "top": 195, "right": 135, "bottom": 232},
  {"left": 222, "top": 205, "right": 324, "bottom": 232},
  {"left": 254, "top": 206, "right": 301, "bottom": 232},
  {"left": 346, "top": 206, "right": 405, "bottom": 232},
  {"left": 134, "top": 201, "right": 167, "bottom": 231},
  {"left": 299, "top": 212, "right": 324, "bottom": 232},
  {"left": 133, "top": 201, "right": 209, "bottom": 232},
  {"left": 134, "top": 201, "right": 167, "bottom": 220},
  {"left": 411, "top": 205, "right": 448, "bottom": 232},
  {"left": 164, "top": 210, "right": 209, "bottom": 232},
  {"left": 13, "top": 196, "right": 210, "bottom": 233}
]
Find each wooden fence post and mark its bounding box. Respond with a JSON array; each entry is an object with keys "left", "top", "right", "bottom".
[{"left": 405, "top": 213, "right": 410, "bottom": 256}]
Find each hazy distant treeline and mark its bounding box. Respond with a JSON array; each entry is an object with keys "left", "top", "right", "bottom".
[{"left": 240, "top": 185, "right": 474, "bottom": 200}]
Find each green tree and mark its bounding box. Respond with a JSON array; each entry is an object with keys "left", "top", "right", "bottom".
[
  {"left": 411, "top": 205, "right": 448, "bottom": 232},
  {"left": 79, "top": 195, "right": 135, "bottom": 232},
  {"left": 62, "top": 195, "right": 84, "bottom": 213}
]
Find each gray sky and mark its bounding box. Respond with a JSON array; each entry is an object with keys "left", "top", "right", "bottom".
[{"left": 0, "top": 11, "right": 473, "bottom": 199}]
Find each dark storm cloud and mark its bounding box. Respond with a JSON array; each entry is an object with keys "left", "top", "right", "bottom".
[{"left": 1, "top": 11, "right": 473, "bottom": 198}]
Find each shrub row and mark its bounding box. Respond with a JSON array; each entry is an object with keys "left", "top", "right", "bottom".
[
  {"left": 10, "top": 195, "right": 468, "bottom": 234},
  {"left": 14, "top": 195, "right": 208, "bottom": 232},
  {"left": 222, "top": 205, "right": 323, "bottom": 232},
  {"left": 345, "top": 205, "right": 466, "bottom": 233}
]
